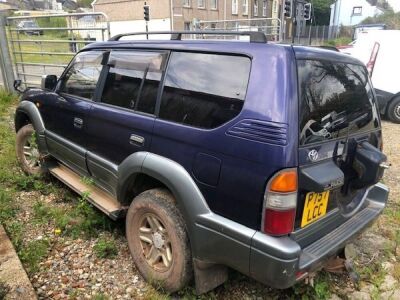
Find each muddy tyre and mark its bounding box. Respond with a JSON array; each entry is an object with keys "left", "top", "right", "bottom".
[
  {"left": 126, "top": 188, "right": 192, "bottom": 292},
  {"left": 16, "top": 124, "right": 43, "bottom": 175},
  {"left": 387, "top": 97, "right": 400, "bottom": 123}
]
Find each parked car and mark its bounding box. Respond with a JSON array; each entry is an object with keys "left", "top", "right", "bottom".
[
  {"left": 339, "top": 30, "right": 400, "bottom": 123},
  {"left": 17, "top": 20, "right": 43, "bottom": 36},
  {"left": 14, "top": 31, "right": 389, "bottom": 294}
]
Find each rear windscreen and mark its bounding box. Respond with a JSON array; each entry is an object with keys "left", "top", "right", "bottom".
[{"left": 298, "top": 60, "right": 379, "bottom": 145}]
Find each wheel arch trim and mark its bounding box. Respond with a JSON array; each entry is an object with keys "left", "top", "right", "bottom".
[
  {"left": 117, "top": 152, "right": 301, "bottom": 279},
  {"left": 15, "top": 100, "right": 47, "bottom": 152}
]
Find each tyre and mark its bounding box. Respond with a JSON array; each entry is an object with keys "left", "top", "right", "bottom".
[
  {"left": 387, "top": 97, "right": 400, "bottom": 123},
  {"left": 126, "top": 188, "right": 192, "bottom": 292},
  {"left": 16, "top": 124, "right": 43, "bottom": 175}
]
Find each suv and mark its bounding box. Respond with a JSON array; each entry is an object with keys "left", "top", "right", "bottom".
[{"left": 14, "top": 31, "right": 389, "bottom": 294}]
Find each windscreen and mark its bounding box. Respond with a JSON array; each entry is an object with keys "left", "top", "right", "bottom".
[{"left": 298, "top": 60, "right": 379, "bottom": 145}]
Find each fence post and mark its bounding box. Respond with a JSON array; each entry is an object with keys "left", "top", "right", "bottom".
[{"left": 0, "top": 14, "right": 15, "bottom": 92}]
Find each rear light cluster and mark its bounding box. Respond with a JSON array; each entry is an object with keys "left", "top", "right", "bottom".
[{"left": 262, "top": 169, "right": 297, "bottom": 236}]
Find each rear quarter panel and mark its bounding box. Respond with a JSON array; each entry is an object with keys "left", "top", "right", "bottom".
[{"left": 150, "top": 44, "right": 299, "bottom": 230}]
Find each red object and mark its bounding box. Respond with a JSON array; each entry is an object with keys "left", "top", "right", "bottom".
[
  {"left": 263, "top": 208, "right": 296, "bottom": 236},
  {"left": 366, "top": 42, "right": 380, "bottom": 76}
]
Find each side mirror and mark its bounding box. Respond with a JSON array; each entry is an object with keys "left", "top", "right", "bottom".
[
  {"left": 41, "top": 75, "right": 57, "bottom": 91},
  {"left": 13, "top": 79, "right": 24, "bottom": 93}
]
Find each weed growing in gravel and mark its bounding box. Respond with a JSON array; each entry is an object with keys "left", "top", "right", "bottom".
[
  {"left": 358, "top": 259, "right": 387, "bottom": 289},
  {"left": 93, "top": 237, "right": 118, "bottom": 259},
  {"left": 19, "top": 238, "right": 50, "bottom": 274},
  {"left": 291, "top": 273, "right": 331, "bottom": 300},
  {"left": 5, "top": 221, "right": 23, "bottom": 251},
  {"left": 91, "top": 293, "right": 110, "bottom": 300},
  {"left": 0, "top": 280, "right": 10, "bottom": 300},
  {"left": 0, "top": 190, "right": 18, "bottom": 223}
]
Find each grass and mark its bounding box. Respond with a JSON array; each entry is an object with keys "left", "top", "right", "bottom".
[
  {"left": 324, "top": 36, "right": 352, "bottom": 47},
  {"left": 0, "top": 90, "right": 116, "bottom": 277},
  {"left": 93, "top": 237, "right": 118, "bottom": 259},
  {"left": 0, "top": 281, "right": 10, "bottom": 300},
  {"left": 19, "top": 238, "right": 51, "bottom": 274}
]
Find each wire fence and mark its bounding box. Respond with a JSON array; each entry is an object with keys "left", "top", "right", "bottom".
[
  {"left": 195, "top": 18, "right": 282, "bottom": 42},
  {"left": 283, "top": 24, "right": 354, "bottom": 45}
]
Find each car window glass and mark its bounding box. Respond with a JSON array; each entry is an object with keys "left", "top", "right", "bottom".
[
  {"left": 101, "top": 51, "right": 166, "bottom": 114},
  {"left": 159, "top": 52, "right": 251, "bottom": 129},
  {"left": 298, "top": 60, "right": 379, "bottom": 145},
  {"left": 59, "top": 51, "right": 103, "bottom": 100}
]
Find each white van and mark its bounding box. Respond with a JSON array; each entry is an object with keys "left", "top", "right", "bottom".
[{"left": 339, "top": 30, "right": 400, "bottom": 123}]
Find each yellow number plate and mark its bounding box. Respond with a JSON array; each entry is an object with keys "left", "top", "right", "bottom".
[{"left": 301, "top": 191, "right": 330, "bottom": 228}]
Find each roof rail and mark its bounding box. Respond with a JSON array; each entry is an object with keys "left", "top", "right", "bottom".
[{"left": 108, "top": 30, "right": 267, "bottom": 43}]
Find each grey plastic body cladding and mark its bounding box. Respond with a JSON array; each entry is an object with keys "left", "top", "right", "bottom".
[{"left": 15, "top": 100, "right": 48, "bottom": 153}]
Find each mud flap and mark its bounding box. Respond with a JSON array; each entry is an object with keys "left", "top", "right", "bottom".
[{"left": 193, "top": 259, "right": 228, "bottom": 295}]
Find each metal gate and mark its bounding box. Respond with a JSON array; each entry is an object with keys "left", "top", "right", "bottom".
[
  {"left": 7, "top": 12, "right": 110, "bottom": 88},
  {"left": 195, "top": 18, "right": 282, "bottom": 42}
]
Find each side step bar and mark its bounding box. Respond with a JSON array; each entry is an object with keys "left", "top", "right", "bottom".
[{"left": 49, "top": 164, "right": 126, "bottom": 220}]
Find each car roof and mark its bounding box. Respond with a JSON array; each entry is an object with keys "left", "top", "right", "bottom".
[
  {"left": 83, "top": 39, "right": 291, "bottom": 56},
  {"left": 82, "top": 39, "right": 365, "bottom": 66}
]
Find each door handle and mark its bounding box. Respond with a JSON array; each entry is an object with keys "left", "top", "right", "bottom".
[
  {"left": 130, "top": 134, "right": 145, "bottom": 146},
  {"left": 73, "top": 117, "right": 83, "bottom": 129}
]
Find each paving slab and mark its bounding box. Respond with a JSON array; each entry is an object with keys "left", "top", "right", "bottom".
[{"left": 0, "top": 225, "right": 37, "bottom": 300}]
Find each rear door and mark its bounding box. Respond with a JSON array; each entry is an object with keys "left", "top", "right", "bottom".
[
  {"left": 293, "top": 59, "right": 381, "bottom": 246},
  {"left": 85, "top": 50, "right": 168, "bottom": 196}
]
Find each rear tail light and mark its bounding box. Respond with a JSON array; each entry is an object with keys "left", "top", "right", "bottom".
[{"left": 262, "top": 169, "right": 297, "bottom": 236}]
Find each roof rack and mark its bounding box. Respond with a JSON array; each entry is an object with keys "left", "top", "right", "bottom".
[{"left": 108, "top": 30, "right": 267, "bottom": 43}]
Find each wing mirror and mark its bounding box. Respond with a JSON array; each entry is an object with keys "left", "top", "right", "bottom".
[
  {"left": 41, "top": 75, "right": 58, "bottom": 91},
  {"left": 13, "top": 79, "right": 25, "bottom": 93}
]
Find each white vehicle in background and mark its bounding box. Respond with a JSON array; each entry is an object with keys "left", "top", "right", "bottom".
[{"left": 338, "top": 30, "right": 400, "bottom": 123}]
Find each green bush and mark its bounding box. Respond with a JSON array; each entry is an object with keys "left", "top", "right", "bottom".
[
  {"left": 324, "top": 37, "right": 352, "bottom": 47},
  {"left": 362, "top": 11, "right": 400, "bottom": 30}
]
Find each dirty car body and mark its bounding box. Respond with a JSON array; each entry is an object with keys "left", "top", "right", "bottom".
[{"left": 14, "top": 34, "right": 389, "bottom": 292}]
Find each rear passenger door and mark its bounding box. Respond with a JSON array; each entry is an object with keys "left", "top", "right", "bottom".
[
  {"left": 85, "top": 50, "right": 167, "bottom": 196},
  {"left": 151, "top": 51, "right": 252, "bottom": 221}
]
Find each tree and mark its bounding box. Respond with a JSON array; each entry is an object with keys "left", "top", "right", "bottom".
[
  {"left": 311, "top": 0, "right": 336, "bottom": 25},
  {"left": 77, "top": 0, "right": 93, "bottom": 8},
  {"left": 361, "top": 10, "right": 400, "bottom": 29}
]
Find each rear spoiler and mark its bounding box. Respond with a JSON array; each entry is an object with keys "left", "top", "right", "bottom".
[{"left": 313, "top": 46, "right": 340, "bottom": 52}]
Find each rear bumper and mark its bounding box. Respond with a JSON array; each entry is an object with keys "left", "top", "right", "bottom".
[{"left": 249, "top": 182, "right": 388, "bottom": 289}]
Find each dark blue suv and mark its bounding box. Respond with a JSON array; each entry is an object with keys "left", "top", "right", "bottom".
[{"left": 14, "top": 31, "right": 389, "bottom": 294}]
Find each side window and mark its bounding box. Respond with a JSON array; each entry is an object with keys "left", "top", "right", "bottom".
[
  {"left": 59, "top": 51, "right": 103, "bottom": 100},
  {"left": 101, "top": 51, "right": 166, "bottom": 114},
  {"left": 159, "top": 52, "right": 251, "bottom": 129}
]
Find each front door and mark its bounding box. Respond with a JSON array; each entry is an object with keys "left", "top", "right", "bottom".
[
  {"left": 44, "top": 50, "right": 104, "bottom": 175},
  {"left": 85, "top": 50, "right": 168, "bottom": 196}
]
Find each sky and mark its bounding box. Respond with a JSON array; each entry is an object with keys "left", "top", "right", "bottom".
[{"left": 387, "top": 0, "right": 400, "bottom": 12}]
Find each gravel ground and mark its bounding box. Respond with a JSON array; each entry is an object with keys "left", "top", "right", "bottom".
[{"left": 6, "top": 120, "right": 400, "bottom": 300}]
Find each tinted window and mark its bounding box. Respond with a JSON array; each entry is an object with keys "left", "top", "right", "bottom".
[
  {"left": 101, "top": 51, "right": 166, "bottom": 114},
  {"left": 159, "top": 52, "right": 251, "bottom": 129},
  {"left": 298, "top": 60, "right": 379, "bottom": 145},
  {"left": 60, "top": 51, "right": 103, "bottom": 100}
]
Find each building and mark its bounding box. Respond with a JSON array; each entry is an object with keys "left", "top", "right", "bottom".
[
  {"left": 251, "top": 0, "right": 273, "bottom": 18},
  {"left": 0, "top": 1, "right": 18, "bottom": 13},
  {"left": 329, "top": 0, "right": 385, "bottom": 27},
  {"left": 92, "top": 0, "right": 275, "bottom": 36}
]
